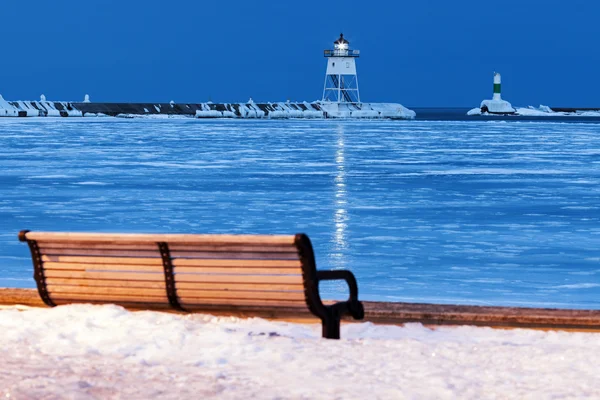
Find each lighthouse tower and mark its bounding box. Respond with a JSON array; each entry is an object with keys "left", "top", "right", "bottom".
[
  {"left": 322, "top": 34, "right": 361, "bottom": 103},
  {"left": 492, "top": 72, "right": 502, "bottom": 101},
  {"left": 475, "top": 72, "right": 516, "bottom": 115}
]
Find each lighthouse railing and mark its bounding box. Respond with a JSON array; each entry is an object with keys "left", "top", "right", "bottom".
[{"left": 324, "top": 49, "right": 360, "bottom": 58}]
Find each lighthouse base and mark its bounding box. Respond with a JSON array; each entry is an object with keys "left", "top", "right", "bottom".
[
  {"left": 319, "top": 102, "right": 415, "bottom": 119},
  {"left": 470, "top": 99, "right": 516, "bottom": 115}
]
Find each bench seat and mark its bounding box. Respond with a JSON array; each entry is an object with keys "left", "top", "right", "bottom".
[{"left": 19, "top": 231, "right": 364, "bottom": 339}]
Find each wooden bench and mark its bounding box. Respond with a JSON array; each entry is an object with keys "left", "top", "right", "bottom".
[{"left": 18, "top": 230, "right": 364, "bottom": 339}]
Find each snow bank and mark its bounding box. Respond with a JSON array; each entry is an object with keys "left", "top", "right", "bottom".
[
  {"left": 0, "top": 304, "right": 597, "bottom": 399},
  {"left": 0, "top": 95, "right": 19, "bottom": 117},
  {"left": 480, "top": 99, "right": 516, "bottom": 114},
  {"left": 468, "top": 104, "right": 600, "bottom": 117},
  {"left": 467, "top": 107, "right": 482, "bottom": 116},
  {"left": 320, "top": 102, "right": 416, "bottom": 119},
  {"left": 516, "top": 105, "right": 600, "bottom": 117}
]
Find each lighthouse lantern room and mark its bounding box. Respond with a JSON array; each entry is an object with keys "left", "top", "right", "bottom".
[{"left": 322, "top": 34, "right": 361, "bottom": 104}]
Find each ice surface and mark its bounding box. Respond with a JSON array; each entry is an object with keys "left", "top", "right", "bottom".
[
  {"left": 0, "top": 119, "right": 599, "bottom": 309},
  {"left": 0, "top": 304, "right": 598, "bottom": 399}
]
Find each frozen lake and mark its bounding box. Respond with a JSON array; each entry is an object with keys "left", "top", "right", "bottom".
[{"left": 0, "top": 118, "right": 599, "bottom": 309}]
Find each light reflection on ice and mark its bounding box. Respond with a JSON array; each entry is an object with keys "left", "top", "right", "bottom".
[{"left": 332, "top": 124, "right": 348, "bottom": 267}]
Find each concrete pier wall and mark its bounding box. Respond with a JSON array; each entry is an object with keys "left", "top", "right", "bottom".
[{"left": 0, "top": 98, "right": 416, "bottom": 119}]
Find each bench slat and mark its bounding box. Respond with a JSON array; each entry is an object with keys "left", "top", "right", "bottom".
[
  {"left": 47, "top": 286, "right": 167, "bottom": 297},
  {"left": 38, "top": 242, "right": 298, "bottom": 254},
  {"left": 41, "top": 249, "right": 161, "bottom": 258},
  {"left": 177, "top": 290, "right": 305, "bottom": 301},
  {"left": 52, "top": 299, "right": 173, "bottom": 309},
  {"left": 169, "top": 251, "right": 299, "bottom": 260},
  {"left": 173, "top": 259, "right": 302, "bottom": 268},
  {"left": 44, "top": 278, "right": 304, "bottom": 292},
  {"left": 180, "top": 298, "right": 308, "bottom": 307},
  {"left": 26, "top": 232, "right": 296, "bottom": 244},
  {"left": 176, "top": 282, "right": 305, "bottom": 291},
  {"left": 43, "top": 262, "right": 164, "bottom": 273},
  {"left": 51, "top": 293, "right": 169, "bottom": 302},
  {"left": 44, "top": 270, "right": 166, "bottom": 282},
  {"left": 45, "top": 278, "right": 167, "bottom": 290},
  {"left": 41, "top": 255, "right": 164, "bottom": 265},
  {"left": 168, "top": 244, "right": 297, "bottom": 253},
  {"left": 38, "top": 242, "right": 159, "bottom": 251},
  {"left": 175, "top": 274, "right": 303, "bottom": 285},
  {"left": 174, "top": 267, "right": 302, "bottom": 275}
]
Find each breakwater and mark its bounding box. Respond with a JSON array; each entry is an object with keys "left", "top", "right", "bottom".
[{"left": 0, "top": 95, "right": 416, "bottom": 119}]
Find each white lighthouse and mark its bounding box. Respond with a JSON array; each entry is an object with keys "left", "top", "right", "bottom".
[{"left": 322, "top": 34, "right": 361, "bottom": 103}]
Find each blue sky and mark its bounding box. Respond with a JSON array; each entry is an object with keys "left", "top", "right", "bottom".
[{"left": 1, "top": 0, "right": 599, "bottom": 107}]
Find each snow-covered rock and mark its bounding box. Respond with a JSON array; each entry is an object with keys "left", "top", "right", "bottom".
[
  {"left": 0, "top": 95, "right": 19, "bottom": 117},
  {"left": 467, "top": 107, "right": 482, "bottom": 116},
  {"left": 320, "top": 102, "right": 416, "bottom": 119},
  {"left": 195, "top": 110, "right": 223, "bottom": 118},
  {"left": 480, "top": 99, "right": 516, "bottom": 115}
]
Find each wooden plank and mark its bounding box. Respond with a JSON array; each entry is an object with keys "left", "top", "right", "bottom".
[
  {"left": 174, "top": 267, "right": 301, "bottom": 275},
  {"left": 173, "top": 259, "right": 302, "bottom": 268},
  {"left": 52, "top": 299, "right": 172, "bottom": 309},
  {"left": 45, "top": 278, "right": 166, "bottom": 290},
  {"left": 169, "top": 251, "right": 299, "bottom": 260},
  {"left": 41, "top": 249, "right": 160, "bottom": 258},
  {"left": 48, "top": 286, "right": 167, "bottom": 297},
  {"left": 176, "top": 282, "right": 304, "bottom": 291},
  {"left": 177, "top": 289, "right": 305, "bottom": 301},
  {"left": 44, "top": 270, "right": 165, "bottom": 281},
  {"left": 43, "top": 262, "right": 163, "bottom": 273},
  {"left": 0, "top": 288, "right": 47, "bottom": 307},
  {"left": 50, "top": 293, "right": 169, "bottom": 302},
  {"left": 179, "top": 306, "right": 314, "bottom": 319},
  {"left": 41, "top": 255, "right": 164, "bottom": 265},
  {"left": 3, "top": 289, "right": 600, "bottom": 332},
  {"left": 25, "top": 232, "right": 296, "bottom": 245},
  {"left": 175, "top": 274, "right": 303, "bottom": 285},
  {"left": 180, "top": 298, "right": 307, "bottom": 308},
  {"left": 38, "top": 242, "right": 159, "bottom": 251},
  {"left": 362, "top": 302, "right": 600, "bottom": 330},
  {"left": 168, "top": 244, "right": 297, "bottom": 253}
]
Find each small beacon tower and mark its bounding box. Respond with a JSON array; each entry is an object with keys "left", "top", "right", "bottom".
[
  {"left": 478, "top": 72, "right": 515, "bottom": 114},
  {"left": 322, "top": 34, "right": 361, "bottom": 103},
  {"left": 493, "top": 72, "right": 502, "bottom": 101}
]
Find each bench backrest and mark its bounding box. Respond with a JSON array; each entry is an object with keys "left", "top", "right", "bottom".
[{"left": 19, "top": 231, "right": 315, "bottom": 315}]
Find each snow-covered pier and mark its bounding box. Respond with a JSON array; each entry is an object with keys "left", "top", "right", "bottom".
[
  {"left": 0, "top": 98, "right": 415, "bottom": 119},
  {"left": 0, "top": 34, "right": 415, "bottom": 120}
]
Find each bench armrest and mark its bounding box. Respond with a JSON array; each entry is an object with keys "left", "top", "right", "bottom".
[{"left": 316, "top": 270, "right": 364, "bottom": 320}]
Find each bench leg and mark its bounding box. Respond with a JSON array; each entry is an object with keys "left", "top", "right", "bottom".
[{"left": 321, "top": 307, "right": 342, "bottom": 339}]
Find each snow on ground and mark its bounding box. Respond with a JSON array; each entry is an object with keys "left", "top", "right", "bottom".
[{"left": 0, "top": 305, "right": 598, "bottom": 399}]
